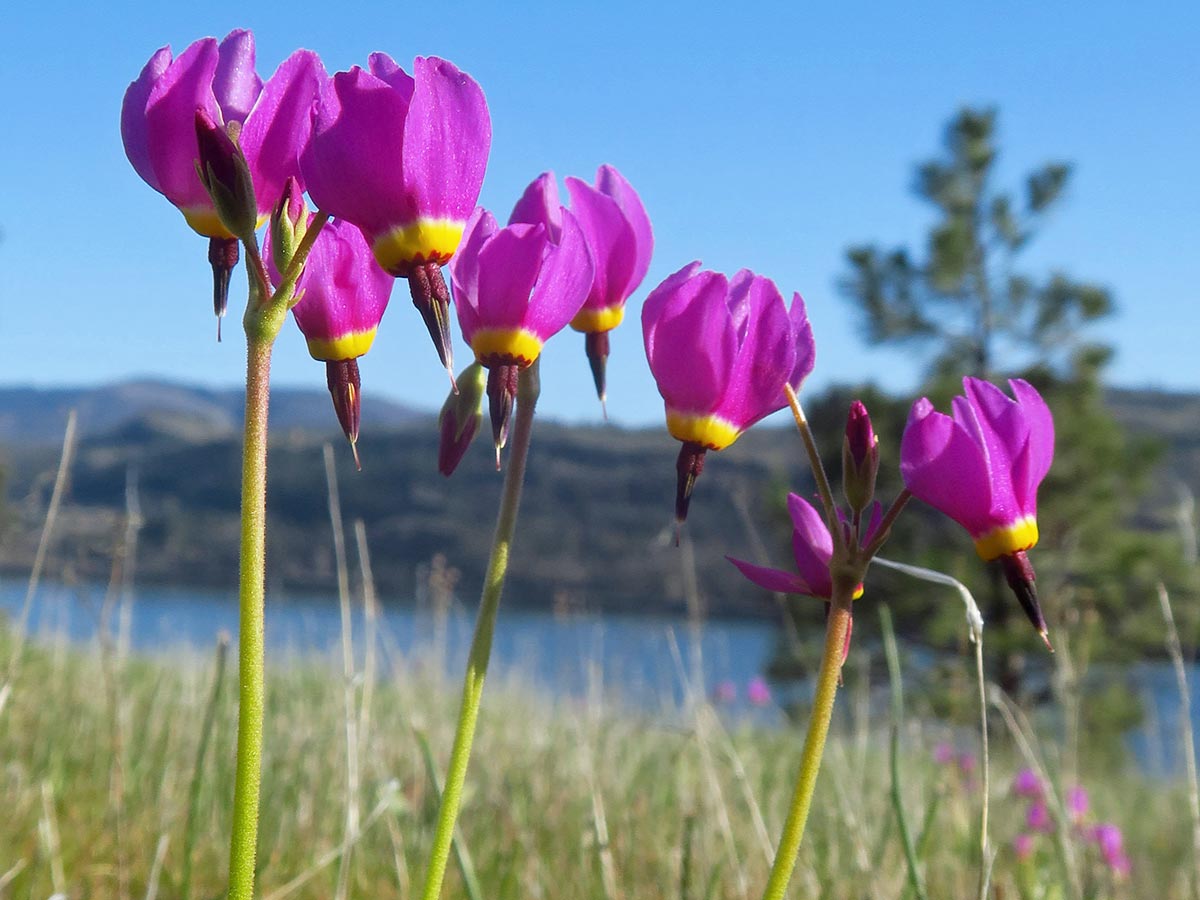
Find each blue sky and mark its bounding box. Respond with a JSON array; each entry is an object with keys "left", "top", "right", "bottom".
[{"left": 1, "top": 1, "right": 1197, "bottom": 426}]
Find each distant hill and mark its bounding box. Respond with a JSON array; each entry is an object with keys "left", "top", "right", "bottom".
[
  {"left": 0, "top": 379, "right": 422, "bottom": 444},
  {"left": 0, "top": 379, "right": 1194, "bottom": 618}
]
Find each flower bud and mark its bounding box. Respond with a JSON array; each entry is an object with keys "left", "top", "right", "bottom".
[
  {"left": 438, "top": 363, "right": 487, "bottom": 477},
  {"left": 269, "top": 176, "right": 309, "bottom": 276},
  {"left": 842, "top": 400, "right": 879, "bottom": 513},
  {"left": 194, "top": 109, "right": 257, "bottom": 240}
]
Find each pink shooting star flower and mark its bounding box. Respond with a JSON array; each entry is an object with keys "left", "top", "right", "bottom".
[
  {"left": 302, "top": 54, "right": 491, "bottom": 382},
  {"left": 1026, "top": 800, "right": 1054, "bottom": 834},
  {"left": 1012, "top": 833, "right": 1036, "bottom": 862},
  {"left": 900, "top": 377, "right": 1055, "bottom": 647},
  {"left": 727, "top": 494, "right": 875, "bottom": 662},
  {"left": 933, "top": 742, "right": 956, "bottom": 766},
  {"left": 264, "top": 198, "right": 394, "bottom": 468},
  {"left": 448, "top": 205, "right": 594, "bottom": 464},
  {"left": 121, "top": 30, "right": 324, "bottom": 333},
  {"left": 642, "top": 263, "right": 815, "bottom": 525},
  {"left": 509, "top": 167, "right": 653, "bottom": 413}
]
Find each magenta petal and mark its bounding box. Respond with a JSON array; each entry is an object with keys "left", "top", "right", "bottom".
[
  {"left": 714, "top": 271, "right": 795, "bottom": 428},
  {"left": 121, "top": 45, "right": 172, "bottom": 192},
  {"left": 144, "top": 38, "right": 220, "bottom": 210},
  {"left": 786, "top": 494, "right": 835, "bottom": 597},
  {"left": 367, "top": 52, "right": 415, "bottom": 100},
  {"left": 240, "top": 49, "right": 324, "bottom": 214},
  {"left": 213, "top": 29, "right": 262, "bottom": 124},
  {"left": 565, "top": 176, "right": 638, "bottom": 311},
  {"left": 304, "top": 67, "right": 415, "bottom": 239},
  {"left": 787, "top": 293, "right": 816, "bottom": 391},
  {"left": 402, "top": 57, "right": 491, "bottom": 223},
  {"left": 901, "top": 398, "right": 995, "bottom": 536},
  {"left": 525, "top": 209, "right": 595, "bottom": 339},
  {"left": 727, "top": 557, "right": 817, "bottom": 596},
  {"left": 282, "top": 219, "right": 394, "bottom": 345},
  {"left": 448, "top": 206, "right": 496, "bottom": 334},
  {"left": 643, "top": 265, "right": 737, "bottom": 414},
  {"left": 509, "top": 171, "right": 563, "bottom": 240},
  {"left": 1009, "top": 379, "right": 1055, "bottom": 502},
  {"left": 596, "top": 164, "right": 653, "bottom": 292},
  {"left": 472, "top": 223, "right": 548, "bottom": 331}
]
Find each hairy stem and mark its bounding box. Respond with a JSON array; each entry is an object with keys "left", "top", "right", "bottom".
[
  {"left": 418, "top": 359, "right": 541, "bottom": 900},
  {"left": 760, "top": 582, "right": 853, "bottom": 900},
  {"left": 227, "top": 335, "right": 273, "bottom": 900}
]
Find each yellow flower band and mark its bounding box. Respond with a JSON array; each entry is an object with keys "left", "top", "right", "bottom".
[
  {"left": 570, "top": 304, "right": 625, "bottom": 334},
  {"left": 665, "top": 411, "right": 742, "bottom": 451},
  {"left": 372, "top": 217, "right": 465, "bottom": 276},
  {"left": 305, "top": 327, "right": 378, "bottom": 362},
  {"left": 470, "top": 327, "right": 544, "bottom": 368},
  {"left": 182, "top": 207, "right": 270, "bottom": 239},
  {"left": 973, "top": 516, "right": 1039, "bottom": 561},
  {"left": 852, "top": 584, "right": 865, "bottom": 600}
]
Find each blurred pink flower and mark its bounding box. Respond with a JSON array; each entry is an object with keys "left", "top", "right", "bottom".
[
  {"left": 933, "top": 742, "right": 956, "bottom": 766},
  {"left": 713, "top": 680, "right": 737, "bottom": 704},
  {"left": 1067, "top": 785, "right": 1090, "bottom": 824},
  {"left": 747, "top": 677, "right": 772, "bottom": 707},
  {"left": 1012, "top": 833, "right": 1035, "bottom": 862},
  {"left": 1012, "top": 767, "right": 1044, "bottom": 800},
  {"left": 1026, "top": 800, "right": 1054, "bottom": 834},
  {"left": 1091, "top": 824, "right": 1131, "bottom": 878}
]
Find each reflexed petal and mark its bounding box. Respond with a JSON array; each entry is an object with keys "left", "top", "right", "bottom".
[
  {"left": 565, "top": 176, "right": 637, "bottom": 309},
  {"left": 402, "top": 57, "right": 491, "bottom": 223},
  {"left": 715, "top": 271, "right": 795, "bottom": 428},
  {"left": 525, "top": 209, "right": 595, "bottom": 338},
  {"left": 727, "top": 557, "right": 818, "bottom": 596},
  {"left": 787, "top": 293, "right": 816, "bottom": 391},
  {"left": 144, "top": 37, "right": 220, "bottom": 209},
  {"left": 303, "top": 67, "right": 415, "bottom": 238},
  {"left": 1009, "top": 379, "right": 1055, "bottom": 504},
  {"left": 901, "top": 397, "right": 995, "bottom": 535},
  {"left": 509, "top": 171, "right": 563, "bottom": 240},
  {"left": 642, "top": 265, "right": 737, "bottom": 414},
  {"left": 367, "top": 52, "right": 415, "bottom": 101},
  {"left": 596, "top": 164, "right": 653, "bottom": 292},
  {"left": 121, "top": 45, "right": 172, "bottom": 192},
  {"left": 213, "top": 29, "right": 262, "bottom": 124},
  {"left": 472, "top": 223, "right": 548, "bottom": 330},
  {"left": 786, "top": 493, "right": 835, "bottom": 597},
  {"left": 448, "top": 206, "right": 496, "bottom": 333},
  {"left": 240, "top": 49, "right": 324, "bottom": 214}
]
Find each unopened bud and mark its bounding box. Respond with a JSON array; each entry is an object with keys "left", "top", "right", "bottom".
[
  {"left": 194, "top": 109, "right": 257, "bottom": 240},
  {"left": 842, "top": 400, "right": 879, "bottom": 513},
  {"left": 269, "top": 176, "right": 309, "bottom": 275},
  {"left": 438, "top": 363, "right": 486, "bottom": 477}
]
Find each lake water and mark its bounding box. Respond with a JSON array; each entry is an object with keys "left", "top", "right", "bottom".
[
  {"left": 0, "top": 578, "right": 780, "bottom": 714},
  {"left": 4, "top": 579, "right": 1197, "bottom": 774}
]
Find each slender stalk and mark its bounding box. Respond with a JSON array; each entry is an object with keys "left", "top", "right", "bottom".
[
  {"left": 760, "top": 585, "right": 853, "bottom": 900},
  {"left": 227, "top": 334, "right": 273, "bottom": 900},
  {"left": 782, "top": 385, "right": 839, "bottom": 544},
  {"left": 862, "top": 489, "right": 912, "bottom": 558},
  {"left": 880, "top": 605, "right": 929, "bottom": 900},
  {"left": 417, "top": 358, "right": 541, "bottom": 900}
]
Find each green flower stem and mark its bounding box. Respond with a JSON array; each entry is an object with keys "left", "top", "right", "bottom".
[
  {"left": 760, "top": 584, "right": 853, "bottom": 900},
  {"left": 227, "top": 332, "right": 274, "bottom": 900},
  {"left": 224, "top": 213, "right": 327, "bottom": 900},
  {"left": 419, "top": 358, "right": 542, "bottom": 900}
]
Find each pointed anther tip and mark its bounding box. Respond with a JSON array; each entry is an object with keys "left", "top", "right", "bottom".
[
  {"left": 600, "top": 395, "right": 608, "bottom": 421},
  {"left": 216, "top": 315, "right": 223, "bottom": 343},
  {"left": 1040, "top": 629, "right": 1054, "bottom": 653},
  {"left": 494, "top": 444, "right": 502, "bottom": 471},
  {"left": 448, "top": 366, "right": 459, "bottom": 395},
  {"left": 350, "top": 438, "right": 362, "bottom": 472}
]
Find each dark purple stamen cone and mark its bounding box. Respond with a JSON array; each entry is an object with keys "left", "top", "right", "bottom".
[
  {"left": 585, "top": 332, "right": 610, "bottom": 417},
  {"left": 408, "top": 262, "right": 456, "bottom": 389},
  {"left": 326, "top": 359, "right": 363, "bottom": 470},
  {"left": 209, "top": 237, "right": 239, "bottom": 342},
  {"left": 1000, "top": 550, "right": 1052, "bottom": 651},
  {"left": 674, "top": 442, "right": 708, "bottom": 535},
  {"left": 487, "top": 364, "right": 520, "bottom": 469}
]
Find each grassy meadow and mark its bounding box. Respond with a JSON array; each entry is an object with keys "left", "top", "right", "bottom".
[{"left": 0, "top": 609, "right": 1195, "bottom": 900}]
